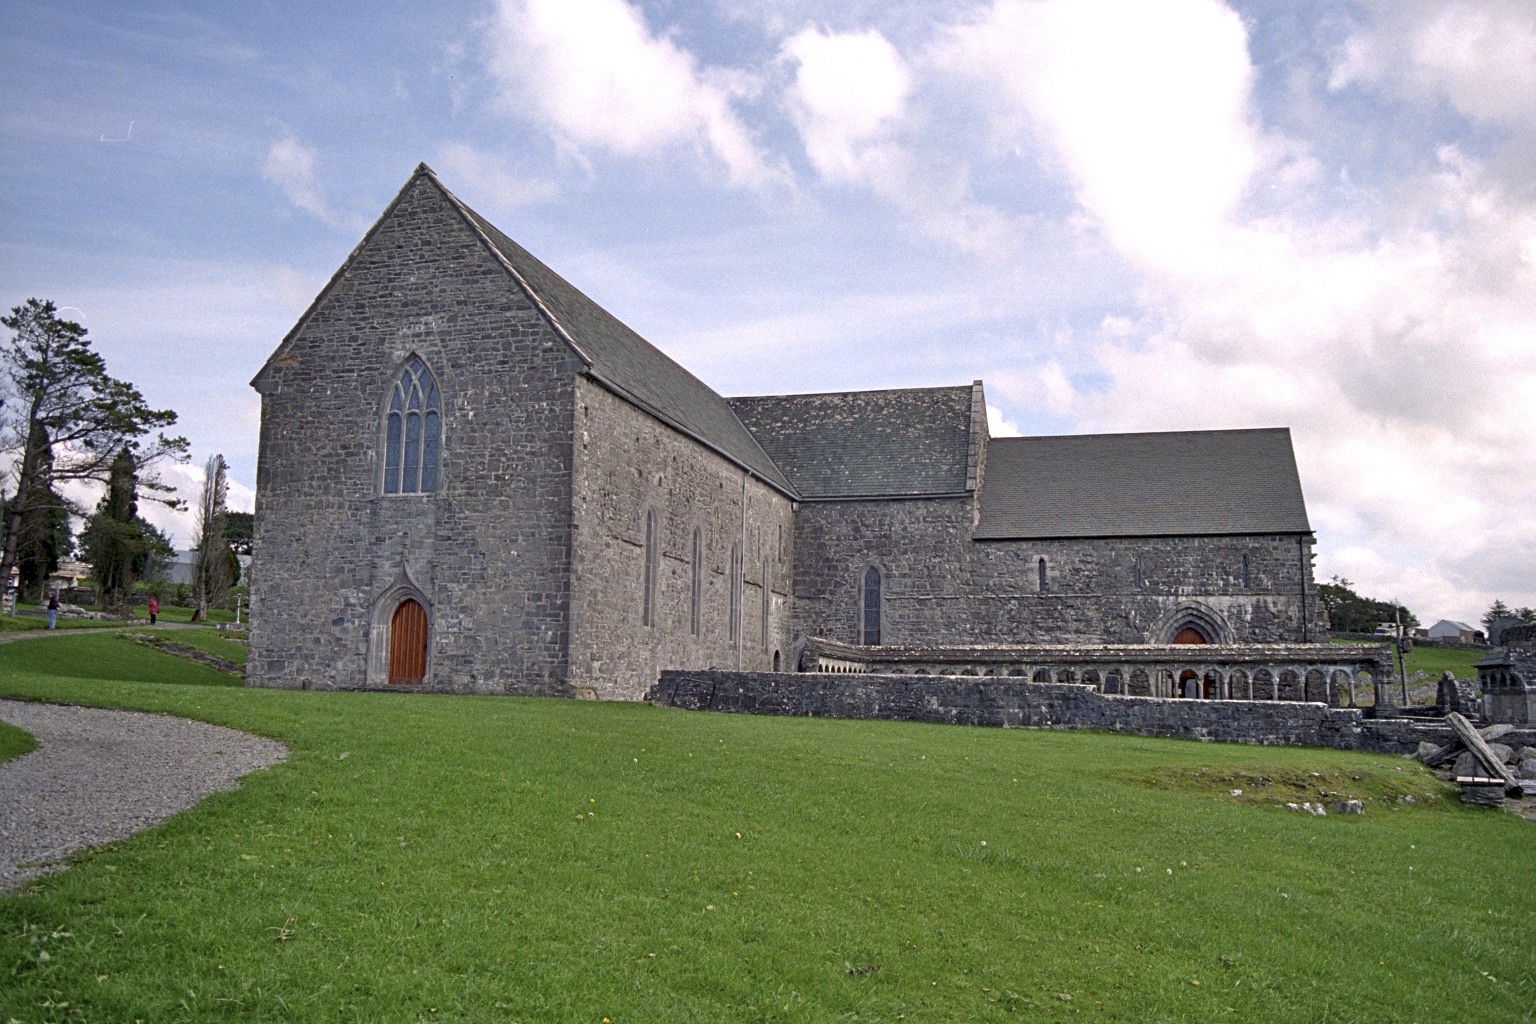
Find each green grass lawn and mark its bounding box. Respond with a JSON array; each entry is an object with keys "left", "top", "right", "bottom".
[
  {"left": 1, "top": 636, "right": 1532, "bottom": 1023},
  {"left": 1403, "top": 643, "right": 1487, "bottom": 680},
  {"left": 128, "top": 602, "right": 240, "bottom": 625},
  {"left": 1, "top": 604, "right": 240, "bottom": 632},
  {"left": 0, "top": 719, "right": 36, "bottom": 764},
  {"left": 0, "top": 611, "right": 128, "bottom": 633}
]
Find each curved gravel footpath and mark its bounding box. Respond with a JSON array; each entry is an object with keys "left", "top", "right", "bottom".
[{"left": 0, "top": 700, "right": 287, "bottom": 893}]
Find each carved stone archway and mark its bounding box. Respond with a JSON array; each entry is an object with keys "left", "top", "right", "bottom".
[{"left": 1148, "top": 601, "right": 1236, "bottom": 645}]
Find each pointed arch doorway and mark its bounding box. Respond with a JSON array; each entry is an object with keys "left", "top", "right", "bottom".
[
  {"left": 389, "top": 598, "right": 429, "bottom": 684},
  {"left": 1172, "top": 626, "right": 1208, "bottom": 645}
]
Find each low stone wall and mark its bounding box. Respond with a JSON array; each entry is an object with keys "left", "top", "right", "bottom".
[{"left": 649, "top": 670, "right": 1469, "bottom": 754}]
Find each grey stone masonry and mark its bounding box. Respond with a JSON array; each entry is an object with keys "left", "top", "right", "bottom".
[
  {"left": 568, "top": 377, "right": 795, "bottom": 700},
  {"left": 801, "top": 636, "right": 1394, "bottom": 706},
  {"left": 792, "top": 493, "right": 1326, "bottom": 650},
  {"left": 649, "top": 670, "right": 1464, "bottom": 754},
  {"left": 1477, "top": 622, "right": 1536, "bottom": 724},
  {"left": 249, "top": 168, "right": 582, "bottom": 695},
  {"left": 248, "top": 162, "right": 1335, "bottom": 702}
]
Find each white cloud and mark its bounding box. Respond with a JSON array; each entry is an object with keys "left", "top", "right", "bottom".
[
  {"left": 779, "top": 23, "right": 1013, "bottom": 257},
  {"left": 985, "top": 404, "right": 1020, "bottom": 437},
  {"left": 1330, "top": 0, "right": 1536, "bottom": 130},
  {"left": 932, "top": 0, "right": 1266, "bottom": 272},
  {"left": 433, "top": 142, "right": 559, "bottom": 215},
  {"left": 782, "top": 26, "right": 910, "bottom": 185},
  {"left": 137, "top": 459, "right": 257, "bottom": 551},
  {"left": 262, "top": 132, "right": 345, "bottom": 225},
  {"left": 482, "top": 0, "right": 783, "bottom": 187}
]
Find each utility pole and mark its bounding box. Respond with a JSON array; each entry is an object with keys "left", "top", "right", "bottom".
[{"left": 1395, "top": 601, "right": 1408, "bottom": 707}]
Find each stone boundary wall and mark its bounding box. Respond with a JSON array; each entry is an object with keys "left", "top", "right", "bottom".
[{"left": 646, "top": 670, "right": 1536, "bottom": 754}]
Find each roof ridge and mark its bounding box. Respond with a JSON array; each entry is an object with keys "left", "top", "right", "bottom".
[
  {"left": 728, "top": 383, "right": 975, "bottom": 402},
  {"left": 989, "top": 426, "right": 1292, "bottom": 444}
]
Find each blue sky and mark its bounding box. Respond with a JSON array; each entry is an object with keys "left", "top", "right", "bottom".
[{"left": 3, "top": 0, "right": 1533, "bottom": 626}]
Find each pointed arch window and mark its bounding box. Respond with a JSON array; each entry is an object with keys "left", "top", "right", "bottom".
[
  {"left": 384, "top": 356, "right": 441, "bottom": 494},
  {"left": 862, "top": 566, "right": 882, "bottom": 646}
]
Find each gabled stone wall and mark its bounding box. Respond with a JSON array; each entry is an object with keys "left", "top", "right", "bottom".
[{"left": 249, "top": 174, "right": 581, "bottom": 695}]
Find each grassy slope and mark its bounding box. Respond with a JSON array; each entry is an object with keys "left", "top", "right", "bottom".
[
  {"left": 0, "top": 637, "right": 1532, "bottom": 1023},
  {"left": 141, "top": 626, "right": 249, "bottom": 668}
]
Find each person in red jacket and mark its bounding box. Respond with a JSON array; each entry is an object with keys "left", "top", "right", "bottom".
[{"left": 148, "top": 596, "right": 159, "bottom": 625}]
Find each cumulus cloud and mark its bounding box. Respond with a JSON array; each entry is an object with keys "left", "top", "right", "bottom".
[
  {"left": 931, "top": 0, "right": 1268, "bottom": 272},
  {"left": 782, "top": 26, "right": 910, "bottom": 184},
  {"left": 481, "top": 0, "right": 783, "bottom": 187},
  {"left": 1330, "top": 0, "right": 1536, "bottom": 130},
  {"left": 780, "top": 23, "right": 1013, "bottom": 256}
]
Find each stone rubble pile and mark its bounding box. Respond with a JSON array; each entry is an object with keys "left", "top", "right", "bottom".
[{"left": 1415, "top": 712, "right": 1536, "bottom": 807}]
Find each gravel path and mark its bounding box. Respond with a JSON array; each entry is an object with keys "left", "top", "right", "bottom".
[{"left": 0, "top": 700, "right": 287, "bottom": 892}]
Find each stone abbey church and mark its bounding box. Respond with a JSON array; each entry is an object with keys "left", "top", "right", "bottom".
[{"left": 248, "top": 164, "right": 1330, "bottom": 701}]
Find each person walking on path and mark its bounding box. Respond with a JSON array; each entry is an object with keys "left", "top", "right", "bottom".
[
  {"left": 46, "top": 591, "right": 59, "bottom": 629},
  {"left": 148, "top": 596, "right": 158, "bottom": 625}
]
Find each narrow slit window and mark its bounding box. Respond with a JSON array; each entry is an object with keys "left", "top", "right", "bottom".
[
  {"left": 862, "top": 566, "right": 882, "bottom": 646},
  {"left": 761, "top": 557, "right": 770, "bottom": 647},
  {"left": 1038, "top": 557, "right": 1048, "bottom": 592},
  {"left": 642, "top": 510, "right": 657, "bottom": 627},
  {"left": 729, "top": 543, "right": 741, "bottom": 642},
  {"left": 690, "top": 528, "right": 702, "bottom": 636}
]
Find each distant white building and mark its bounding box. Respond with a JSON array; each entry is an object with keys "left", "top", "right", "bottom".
[
  {"left": 1426, "top": 619, "right": 1484, "bottom": 643},
  {"left": 146, "top": 549, "right": 251, "bottom": 588}
]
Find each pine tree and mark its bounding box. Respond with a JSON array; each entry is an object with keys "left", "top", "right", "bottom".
[
  {"left": 79, "top": 447, "right": 167, "bottom": 613},
  {"left": 1482, "top": 599, "right": 1514, "bottom": 632},
  {"left": 0, "top": 299, "right": 186, "bottom": 597}
]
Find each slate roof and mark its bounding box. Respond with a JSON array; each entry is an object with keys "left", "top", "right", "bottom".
[
  {"left": 974, "top": 428, "right": 1313, "bottom": 539},
  {"left": 437, "top": 172, "right": 795, "bottom": 494},
  {"left": 728, "top": 385, "right": 976, "bottom": 498}
]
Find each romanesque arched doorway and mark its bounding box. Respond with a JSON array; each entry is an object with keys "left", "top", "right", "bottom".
[{"left": 389, "top": 598, "right": 429, "bottom": 684}]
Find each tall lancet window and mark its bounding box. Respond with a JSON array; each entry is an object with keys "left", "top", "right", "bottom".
[
  {"left": 862, "top": 566, "right": 882, "bottom": 646},
  {"left": 384, "top": 356, "right": 441, "bottom": 494}
]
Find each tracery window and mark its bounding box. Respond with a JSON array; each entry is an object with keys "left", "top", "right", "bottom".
[{"left": 384, "top": 356, "right": 441, "bottom": 494}]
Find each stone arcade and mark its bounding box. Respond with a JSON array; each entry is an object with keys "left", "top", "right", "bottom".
[{"left": 248, "top": 164, "right": 1389, "bottom": 702}]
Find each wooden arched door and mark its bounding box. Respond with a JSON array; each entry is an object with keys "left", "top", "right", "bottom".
[
  {"left": 389, "top": 599, "right": 429, "bottom": 684},
  {"left": 1172, "top": 626, "right": 1208, "bottom": 645}
]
